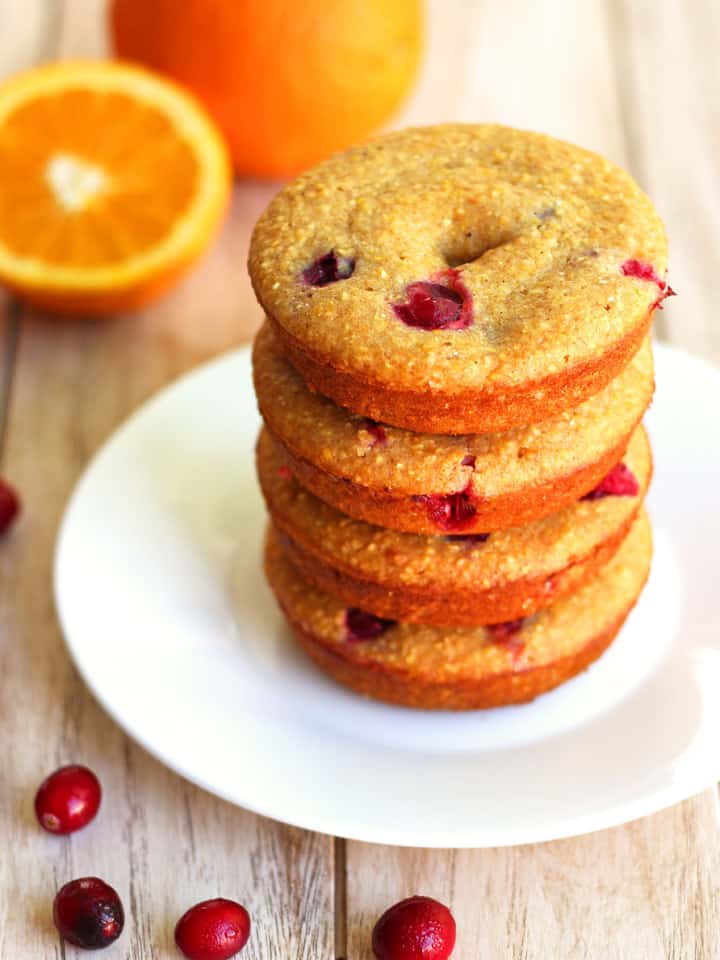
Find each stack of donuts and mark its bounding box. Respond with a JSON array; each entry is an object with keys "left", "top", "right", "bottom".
[{"left": 249, "top": 124, "right": 670, "bottom": 710}]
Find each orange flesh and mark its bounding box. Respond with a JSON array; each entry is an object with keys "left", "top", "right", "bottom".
[{"left": 0, "top": 89, "right": 198, "bottom": 267}]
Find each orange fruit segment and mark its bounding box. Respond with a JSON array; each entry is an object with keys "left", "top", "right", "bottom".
[{"left": 0, "top": 60, "right": 231, "bottom": 315}]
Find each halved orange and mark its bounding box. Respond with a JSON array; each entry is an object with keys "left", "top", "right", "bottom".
[{"left": 0, "top": 60, "right": 231, "bottom": 315}]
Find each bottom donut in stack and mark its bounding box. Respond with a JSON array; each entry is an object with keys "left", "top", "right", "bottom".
[{"left": 264, "top": 513, "right": 651, "bottom": 710}]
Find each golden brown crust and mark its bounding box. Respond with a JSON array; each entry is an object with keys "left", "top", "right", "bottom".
[
  {"left": 267, "top": 425, "right": 639, "bottom": 534},
  {"left": 268, "top": 308, "right": 653, "bottom": 435},
  {"left": 264, "top": 513, "right": 653, "bottom": 710},
  {"left": 252, "top": 322, "right": 654, "bottom": 529},
  {"left": 289, "top": 609, "right": 635, "bottom": 710},
  {"left": 259, "top": 423, "right": 652, "bottom": 625},
  {"left": 274, "top": 511, "right": 639, "bottom": 627},
  {"left": 249, "top": 123, "right": 668, "bottom": 434}
]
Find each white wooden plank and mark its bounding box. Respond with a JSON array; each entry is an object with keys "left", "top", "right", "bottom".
[
  {"left": 606, "top": 0, "right": 720, "bottom": 358},
  {"left": 347, "top": 796, "right": 720, "bottom": 959}
]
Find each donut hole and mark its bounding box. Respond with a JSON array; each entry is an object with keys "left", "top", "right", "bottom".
[{"left": 440, "top": 226, "right": 516, "bottom": 269}]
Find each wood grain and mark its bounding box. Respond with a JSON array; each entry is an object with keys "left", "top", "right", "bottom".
[
  {"left": 0, "top": 212, "right": 335, "bottom": 959},
  {"left": 347, "top": 794, "right": 720, "bottom": 960},
  {"left": 400, "top": 0, "right": 627, "bottom": 163},
  {"left": 0, "top": 0, "right": 718, "bottom": 958},
  {"left": 0, "top": 7, "right": 332, "bottom": 955},
  {"left": 605, "top": 0, "right": 720, "bottom": 360},
  {"left": 0, "top": 0, "right": 61, "bottom": 80}
]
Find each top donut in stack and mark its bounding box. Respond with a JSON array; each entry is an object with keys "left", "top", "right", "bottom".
[{"left": 250, "top": 124, "right": 668, "bottom": 437}]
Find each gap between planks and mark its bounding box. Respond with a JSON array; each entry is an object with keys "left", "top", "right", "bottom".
[
  {"left": 0, "top": 299, "right": 20, "bottom": 459},
  {"left": 0, "top": 0, "right": 65, "bottom": 463},
  {"left": 334, "top": 836, "right": 348, "bottom": 960}
]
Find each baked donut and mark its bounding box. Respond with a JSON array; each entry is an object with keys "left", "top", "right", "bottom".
[
  {"left": 253, "top": 322, "right": 654, "bottom": 534},
  {"left": 258, "top": 425, "right": 651, "bottom": 627},
  {"left": 264, "top": 511, "right": 652, "bottom": 710},
  {"left": 249, "top": 124, "right": 669, "bottom": 433}
]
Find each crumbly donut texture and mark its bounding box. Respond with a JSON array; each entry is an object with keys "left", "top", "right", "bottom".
[
  {"left": 250, "top": 124, "right": 668, "bottom": 432},
  {"left": 253, "top": 323, "right": 653, "bottom": 533},
  {"left": 265, "top": 511, "right": 652, "bottom": 710},
  {"left": 258, "top": 426, "right": 651, "bottom": 626}
]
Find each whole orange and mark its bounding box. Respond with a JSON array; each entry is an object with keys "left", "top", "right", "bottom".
[{"left": 110, "top": 0, "right": 423, "bottom": 178}]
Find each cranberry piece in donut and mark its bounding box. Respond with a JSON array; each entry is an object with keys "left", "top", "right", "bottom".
[
  {"left": 394, "top": 270, "right": 472, "bottom": 331},
  {"left": 302, "top": 250, "right": 354, "bottom": 286},
  {"left": 621, "top": 258, "right": 675, "bottom": 309}
]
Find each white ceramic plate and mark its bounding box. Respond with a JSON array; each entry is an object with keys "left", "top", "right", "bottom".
[{"left": 54, "top": 341, "right": 720, "bottom": 848}]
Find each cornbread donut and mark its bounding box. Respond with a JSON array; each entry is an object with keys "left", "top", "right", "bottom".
[
  {"left": 249, "top": 124, "right": 669, "bottom": 434},
  {"left": 265, "top": 511, "right": 652, "bottom": 710},
  {"left": 258, "top": 425, "right": 651, "bottom": 627},
  {"left": 253, "top": 322, "right": 654, "bottom": 535}
]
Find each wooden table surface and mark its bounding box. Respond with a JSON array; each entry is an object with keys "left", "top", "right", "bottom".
[{"left": 1, "top": 1, "right": 718, "bottom": 957}]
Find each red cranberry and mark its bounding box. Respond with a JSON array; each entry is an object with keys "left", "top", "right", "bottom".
[
  {"left": 415, "top": 489, "right": 477, "bottom": 532},
  {"left": 486, "top": 618, "right": 525, "bottom": 642},
  {"left": 0, "top": 478, "right": 20, "bottom": 535},
  {"left": 621, "top": 258, "right": 662, "bottom": 285},
  {"left": 53, "top": 877, "right": 124, "bottom": 949},
  {"left": 345, "top": 608, "right": 396, "bottom": 642},
  {"left": 620, "top": 258, "right": 676, "bottom": 309},
  {"left": 372, "top": 895, "right": 456, "bottom": 960},
  {"left": 175, "top": 898, "right": 251, "bottom": 960},
  {"left": 652, "top": 286, "right": 676, "bottom": 309},
  {"left": 582, "top": 462, "right": 639, "bottom": 501},
  {"left": 35, "top": 764, "right": 101, "bottom": 835},
  {"left": 302, "top": 250, "right": 354, "bottom": 286},
  {"left": 363, "top": 418, "right": 387, "bottom": 448},
  {"left": 486, "top": 619, "right": 525, "bottom": 660},
  {"left": 393, "top": 270, "right": 472, "bottom": 331},
  {"left": 486, "top": 618, "right": 524, "bottom": 640}
]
